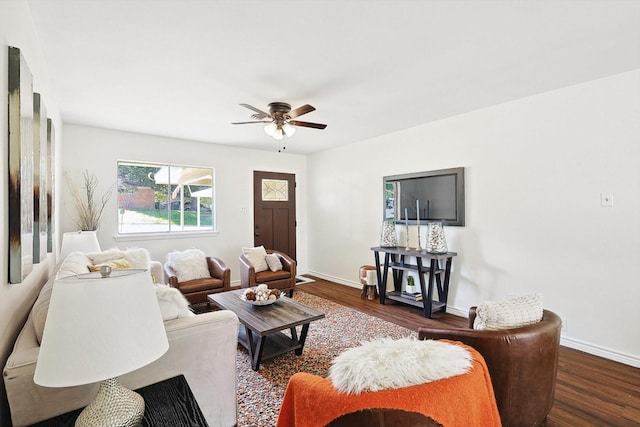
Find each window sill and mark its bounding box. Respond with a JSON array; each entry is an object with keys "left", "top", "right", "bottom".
[{"left": 114, "top": 231, "right": 219, "bottom": 242}]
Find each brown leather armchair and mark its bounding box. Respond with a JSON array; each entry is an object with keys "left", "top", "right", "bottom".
[
  {"left": 239, "top": 249, "right": 296, "bottom": 296},
  {"left": 325, "top": 409, "right": 443, "bottom": 427},
  {"left": 164, "top": 256, "right": 230, "bottom": 305},
  {"left": 418, "top": 308, "right": 562, "bottom": 427}
]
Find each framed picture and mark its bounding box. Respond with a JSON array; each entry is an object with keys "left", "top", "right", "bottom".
[
  {"left": 47, "top": 118, "right": 55, "bottom": 253},
  {"left": 8, "top": 46, "right": 34, "bottom": 283},
  {"left": 33, "top": 92, "right": 48, "bottom": 263}
]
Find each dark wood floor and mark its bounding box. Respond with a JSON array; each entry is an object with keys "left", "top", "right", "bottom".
[{"left": 296, "top": 277, "right": 640, "bottom": 427}]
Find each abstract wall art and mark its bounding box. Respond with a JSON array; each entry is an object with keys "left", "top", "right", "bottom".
[
  {"left": 47, "top": 118, "right": 55, "bottom": 254},
  {"left": 33, "top": 92, "right": 48, "bottom": 263},
  {"left": 8, "top": 46, "right": 34, "bottom": 284}
]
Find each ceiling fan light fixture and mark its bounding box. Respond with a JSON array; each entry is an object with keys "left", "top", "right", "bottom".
[
  {"left": 273, "top": 127, "right": 284, "bottom": 140},
  {"left": 264, "top": 122, "right": 277, "bottom": 136},
  {"left": 282, "top": 122, "right": 296, "bottom": 137}
]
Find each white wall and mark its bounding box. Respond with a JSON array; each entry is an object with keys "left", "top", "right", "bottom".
[
  {"left": 61, "top": 125, "right": 308, "bottom": 283},
  {"left": 0, "top": 1, "right": 63, "bottom": 425},
  {"left": 307, "top": 70, "right": 640, "bottom": 367}
]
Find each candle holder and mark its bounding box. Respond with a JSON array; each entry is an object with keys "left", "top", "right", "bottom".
[
  {"left": 416, "top": 224, "right": 423, "bottom": 251},
  {"left": 404, "top": 223, "right": 411, "bottom": 251}
]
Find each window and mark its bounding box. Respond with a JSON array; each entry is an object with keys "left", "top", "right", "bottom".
[{"left": 117, "top": 161, "right": 215, "bottom": 234}]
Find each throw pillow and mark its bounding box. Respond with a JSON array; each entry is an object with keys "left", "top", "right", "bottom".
[
  {"left": 56, "top": 253, "right": 92, "bottom": 279},
  {"left": 155, "top": 284, "right": 194, "bottom": 320},
  {"left": 265, "top": 253, "right": 283, "bottom": 272},
  {"left": 31, "top": 280, "right": 54, "bottom": 344},
  {"left": 166, "top": 249, "right": 211, "bottom": 282},
  {"left": 121, "top": 247, "right": 152, "bottom": 269},
  {"left": 329, "top": 337, "right": 472, "bottom": 395},
  {"left": 242, "top": 245, "right": 269, "bottom": 273},
  {"left": 88, "top": 247, "right": 151, "bottom": 270},
  {"left": 473, "top": 293, "right": 544, "bottom": 330},
  {"left": 87, "top": 257, "right": 133, "bottom": 272}
]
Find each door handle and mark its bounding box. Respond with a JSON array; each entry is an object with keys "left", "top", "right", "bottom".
[{"left": 255, "top": 233, "right": 260, "bottom": 237}]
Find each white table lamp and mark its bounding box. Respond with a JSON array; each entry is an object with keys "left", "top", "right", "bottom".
[
  {"left": 34, "top": 269, "right": 169, "bottom": 426},
  {"left": 59, "top": 230, "right": 101, "bottom": 261}
]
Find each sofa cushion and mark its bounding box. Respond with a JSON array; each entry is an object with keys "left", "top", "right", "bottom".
[
  {"left": 242, "top": 245, "right": 269, "bottom": 273},
  {"left": 329, "top": 337, "right": 472, "bottom": 394},
  {"left": 55, "top": 252, "right": 92, "bottom": 279},
  {"left": 166, "top": 249, "right": 211, "bottom": 282},
  {"left": 473, "top": 293, "right": 544, "bottom": 330},
  {"left": 31, "top": 280, "right": 54, "bottom": 344},
  {"left": 265, "top": 253, "right": 283, "bottom": 272}
]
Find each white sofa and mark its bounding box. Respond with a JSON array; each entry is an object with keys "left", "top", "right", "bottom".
[{"left": 3, "top": 250, "right": 239, "bottom": 427}]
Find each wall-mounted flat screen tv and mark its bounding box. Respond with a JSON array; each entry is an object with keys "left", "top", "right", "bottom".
[{"left": 383, "top": 167, "right": 465, "bottom": 226}]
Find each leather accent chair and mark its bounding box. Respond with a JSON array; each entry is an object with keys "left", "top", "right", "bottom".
[
  {"left": 325, "top": 409, "right": 443, "bottom": 427},
  {"left": 239, "top": 249, "right": 296, "bottom": 296},
  {"left": 164, "top": 256, "right": 230, "bottom": 305},
  {"left": 418, "top": 308, "right": 562, "bottom": 427}
]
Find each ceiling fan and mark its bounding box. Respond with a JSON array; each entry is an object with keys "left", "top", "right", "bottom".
[{"left": 232, "top": 102, "right": 327, "bottom": 144}]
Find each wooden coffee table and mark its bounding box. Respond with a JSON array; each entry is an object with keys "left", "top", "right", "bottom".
[{"left": 208, "top": 289, "right": 325, "bottom": 370}]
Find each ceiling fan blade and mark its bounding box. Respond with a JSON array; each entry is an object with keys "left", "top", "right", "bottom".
[
  {"left": 240, "top": 103, "right": 270, "bottom": 120},
  {"left": 289, "top": 120, "right": 327, "bottom": 130},
  {"left": 288, "top": 104, "right": 315, "bottom": 119},
  {"left": 231, "top": 121, "right": 271, "bottom": 125}
]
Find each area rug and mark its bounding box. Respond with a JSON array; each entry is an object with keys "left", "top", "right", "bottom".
[{"left": 235, "top": 291, "right": 413, "bottom": 427}]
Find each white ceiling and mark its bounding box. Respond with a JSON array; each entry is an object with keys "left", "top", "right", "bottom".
[{"left": 26, "top": 0, "right": 640, "bottom": 154}]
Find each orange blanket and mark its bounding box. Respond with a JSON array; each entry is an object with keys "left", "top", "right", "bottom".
[{"left": 276, "top": 341, "right": 501, "bottom": 427}]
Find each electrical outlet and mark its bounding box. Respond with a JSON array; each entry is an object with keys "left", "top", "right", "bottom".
[
  {"left": 601, "top": 193, "right": 614, "bottom": 207},
  {"left": 561, "top": 318, "right": 568, "bottom": 332}
]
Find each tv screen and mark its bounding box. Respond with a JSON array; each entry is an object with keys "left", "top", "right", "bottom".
[{"left": 383, "top": 167, "right": 465, "bottom": 226}]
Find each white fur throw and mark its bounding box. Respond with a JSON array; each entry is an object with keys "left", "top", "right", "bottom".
[
  {"left": 329, "top": 337, "right": 472, "bottom": 395},
  {"left": 155, "top": 284, "right": 194, "bottom": 320},
  {"left": 166, "top": 249, "right": 211, "bottom": 282},
  {"left": 242, "top": 245, "right": 269, "bottom": 273},
  {"left": 473, "top": 293, "right": 543, "bottom": 330}
]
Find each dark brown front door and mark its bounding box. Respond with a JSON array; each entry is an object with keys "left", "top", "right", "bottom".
[{"left": 253, "top": 171, "right": 296, "bottom": 260}]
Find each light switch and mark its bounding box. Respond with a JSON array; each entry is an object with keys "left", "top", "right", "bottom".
[{"left": 600, "top": 193, "right": 613, "bottom": 207}]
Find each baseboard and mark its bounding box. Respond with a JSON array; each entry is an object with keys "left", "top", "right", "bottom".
[
  {"left": 560, "top": 336, "right": 640, "bottom": 368},
  {"left": 305, "top": 270, "right": 640, "bottom": 368}
]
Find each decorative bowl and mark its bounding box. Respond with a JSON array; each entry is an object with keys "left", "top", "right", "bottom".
[
  {"left": 239, "top": 294, "right": 281, "bottom": 306},
  {"left": 239, "top": 286, "right": 284, "bottom": 306}
]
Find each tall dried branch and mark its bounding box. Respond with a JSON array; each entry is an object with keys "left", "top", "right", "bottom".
[{"left": 65, "top": 170, "right": 113, "bottom": 231}]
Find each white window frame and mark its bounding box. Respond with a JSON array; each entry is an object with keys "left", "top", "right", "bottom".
[{"left": 115, "top": 160, "right": 217, "bottom": 239}]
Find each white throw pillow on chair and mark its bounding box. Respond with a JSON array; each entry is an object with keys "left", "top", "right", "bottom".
[
  {"left": 242, "top": 245, "right": 269, "bottom": 273},
  {"left": 265, "top": 253, "right": 283, "bottom": 272},
  {"left": 473, "top": 293, "right": 543, "bottom": 330},
  {"left": 166, "top": 249, "right": 211, "bottom": 282}
]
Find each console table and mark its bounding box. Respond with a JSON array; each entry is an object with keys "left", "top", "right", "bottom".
[{"left": 371, "top": 246, "right": 457, "bottom": 318}]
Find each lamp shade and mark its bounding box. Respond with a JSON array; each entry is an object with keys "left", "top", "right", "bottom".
[
  {"left": 34, "top": 269, "right": 169, "bottom": 387},
  {"left": 59, "top": 231, "right": 101, "bottom": 261}
]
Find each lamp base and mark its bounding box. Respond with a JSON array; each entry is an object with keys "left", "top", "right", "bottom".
[{"left": 75, "top": 377, "right": 144, "bottom": 427}]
